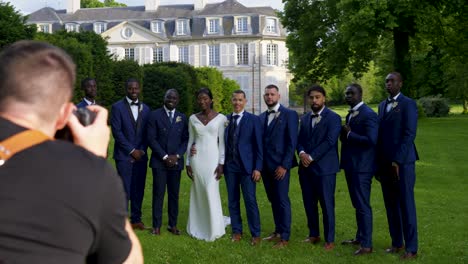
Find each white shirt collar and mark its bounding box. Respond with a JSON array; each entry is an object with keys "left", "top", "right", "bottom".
[
  {"left": 313, "top": 106, "right": 325, "bottom": 116},
  {"left": 389, "top": 93, "right": 401, "bottom": 101},
  {"left": 351, "top": 101, "right": 364, "bottom": 111},
  {"left": 83, "top": 98, "right": 95, "bottom": 105},
  {"left": 232, "top": 110, "right": 245, "bottom": 117},
  {"left": 163, "top": 105, "right": 175, "bottom": 113},
  {"left": 268, "top": 103, "right": 280, "bottom": 112},
  {"left": 126, "top": 96, "right": 138, "bottom": 104}
]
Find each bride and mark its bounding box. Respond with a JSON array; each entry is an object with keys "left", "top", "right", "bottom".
[{"left": 186, "top": 88, "right": 226, "bottom": 241}]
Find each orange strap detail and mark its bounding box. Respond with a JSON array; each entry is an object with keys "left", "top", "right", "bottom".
[{"left": 0, "top": 130, "right": 51, "bottom": 165}]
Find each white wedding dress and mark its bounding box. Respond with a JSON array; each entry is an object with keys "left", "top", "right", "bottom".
[{"left": 186, "top": 114, "right": 227, "bottom": 241}]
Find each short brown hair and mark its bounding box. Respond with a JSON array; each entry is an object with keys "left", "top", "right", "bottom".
[{"left": 0, "top": 41, "right": 76, "bottom": 121}]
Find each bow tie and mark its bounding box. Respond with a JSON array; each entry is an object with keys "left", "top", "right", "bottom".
[
  {"left": 232, "top": 115, "right": 240, "bottom": 120},
  {"left": 387, "top": 98, "right": 395, "bottom": 103},
  {"left": 267, "top": 110, "right": 276, "bottom": 115},
  {"left": 311, "top": 114, "right": 319, "bottom": 118},
  {"left": 131, "top": 101, "right": 140, "bottom": 106},
  {"left": 348, "top": 109, "right": 355, "bottom": 113}
]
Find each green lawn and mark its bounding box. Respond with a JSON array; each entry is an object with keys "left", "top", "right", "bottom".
[{"left": 109, "top": 107, "right": 468, "bottom": 264}]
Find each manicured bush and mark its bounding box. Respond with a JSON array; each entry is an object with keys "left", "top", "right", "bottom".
[{"left": 418, "top": 95, "right": 450, "bottom": 117}]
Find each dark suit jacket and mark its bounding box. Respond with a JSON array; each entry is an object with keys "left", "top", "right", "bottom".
[
  {"left": 297, "top": 107, "right": 341, "bottom": 176},
  {"left": 376, "top": 94, "right": 419, "bottom": 166},
  {"left": 147, "top": 108, "right": 189, "bottom": 170},
  {"left": 224, "top": 111, "right": 263, "bottom": 174},
  {"left": 76, "top": 99, "right": 89, "bottom": 108},
  {"left": 340, "top": 103, "right": 379, "bottom": 173},
  {"left": 111, "top": 98, "right": 150, "bottom": 161},
  {"left": 259, "top": 105, "right": 299, "bottom": 171}
]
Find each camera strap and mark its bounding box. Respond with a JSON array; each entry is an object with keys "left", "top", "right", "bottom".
[{"left": 0, "top": 130, "right": 51, "bottom": 166}]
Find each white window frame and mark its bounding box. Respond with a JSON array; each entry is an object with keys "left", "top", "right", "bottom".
[
  {"left": 38, "top": 24, "right": 51, "bottom": 33},
  {"left": 236, "top": 17, "right": 249, "bottom": 33},
  {"left": 65, "top": 23, "right": 79, "bottom": 32},
  {"left": 178, "top": 46, "right": 189, "bottom": 63},
  {"left": 266, "top": 44, "right": 278, "bottom": 66},
  {"left": 121, "top": 27, "right": 133, "bottom": 39},
  {"left": 151, "top": 20, "right": 164, "bottom": 33},
  {"left": 176, "top": 19, "right": 190, "bottom": 36},
  {"left": 209, "top": 45, "right": 220, "bottom": 66},
  {"left": 237, "top": 44, "right": 249, "bottom": 65},
  {"left": 265, "top": 17, "right": 278, "bottom": 34},
  {"left": 208, "top": 18, "right": 220, "bottom": 34},
  {"left": 94, "top": 22, "right": 107, "bottom": 34},
  {"left": 153, "top": 47, "right": 164, "bottom": 62},
  {"left": 125, "top": 48, "right": 135, "bottom": 61}
]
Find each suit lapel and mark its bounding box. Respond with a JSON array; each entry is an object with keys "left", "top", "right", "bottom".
[{"left": 123, "top": 98, "right": 137, "bottom": 128}]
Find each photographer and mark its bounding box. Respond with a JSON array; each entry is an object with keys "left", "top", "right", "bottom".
[{"left": 0, "top": 41, "right": 143, "bottom": 263}]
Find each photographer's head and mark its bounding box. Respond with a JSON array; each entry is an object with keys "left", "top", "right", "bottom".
[{"left": 0, "top": 40, "right": 76, "bottom": 136}]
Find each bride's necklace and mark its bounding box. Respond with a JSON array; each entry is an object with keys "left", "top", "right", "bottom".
[{"left": 199, "top": 111, "right": 213, "bottom": 123}]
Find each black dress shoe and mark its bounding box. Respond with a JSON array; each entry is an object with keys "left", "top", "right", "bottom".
[
  {"left": 150, "top": 228, "right": 161, "bottom": 235},
  {"left": 354, "top": 247, "right": 372, "bottom": 256},
  {"left": 341, "top": 239, "right": 361, "bottom": 245},
  {"left": 400, "top": 252, "right": 417, "bottom": 260},
  {"left": 167, "top": 226, "right": 181, "bottom": 235}
]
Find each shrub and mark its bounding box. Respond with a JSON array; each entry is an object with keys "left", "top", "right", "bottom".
[{"left": 418, "top": 95, "right": 450, "bottom": 117}]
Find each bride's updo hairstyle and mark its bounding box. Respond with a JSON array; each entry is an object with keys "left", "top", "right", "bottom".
[{"left": 196, "top": 87, "right": 214, "bottom": 109}]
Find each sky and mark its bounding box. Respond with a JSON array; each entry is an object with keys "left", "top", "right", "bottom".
[{"left": 5, "top": 0, "right": 284, "bottom": 14}]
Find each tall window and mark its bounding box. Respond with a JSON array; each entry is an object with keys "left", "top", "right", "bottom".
[
  {"left": 94, "top": 22, "right": 107, "bottom": 34},
  {"left": 151, "top": 21, "right": 163, "bottom": 33},
  {"left": 266, "top": 18, "right": 277, "bottom": 34},
  {"left": 65, "top": 23, "right": 79, "bottom": 32},
  {"left": 176, "top": 20, "right": 189, "bottom": 35},
  {"left": 39, "top": 24, "right": 50, "bottom": 33},
  {"left": 266, "top": 44, "right": 278, "bottom": 65},
  {"left": 236, "top": 17, "right": 248, "bottom": 33},
  {"left": 178, "top": 46, "right": 189, "bottom": 63},
  {"left": 153, "top": 47, "right": 163, "bottom": 62},
  {"left": 237, "top": 44, "right": 249, "bottom": 65},
  {"left": 208, "top": 18, "right": 220, "bottom": 34},
  {"left": 125, "top": 48, "right": 135, "bottom": 60},
  {"left": 209, "top": 45, "right": 220, "bottom": 66}
]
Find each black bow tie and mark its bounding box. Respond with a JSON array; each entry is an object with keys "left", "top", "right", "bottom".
[
  {"left": 311, "top": 114, "right": 319, "bottom": 118},
  {"left": 131, "top": 101, "right": 140, "bottom": 106},
  {"left": 267, "top": 110, "right": 276, "bottom": 115},
  {"left": 232, "top": 115, "right": 240, "bottom": 120},
  {"left": 387, "top": 98, "right": 395, "bottom": 103}
]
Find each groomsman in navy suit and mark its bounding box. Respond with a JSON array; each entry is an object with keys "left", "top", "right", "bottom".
[
  {"left": 259, "top": 84, "right": 298, "bottom": 249},
  {"left": 340, "top": 83, "right": 379, "bottom": 255},
  {"left": 111, "top": 78, "right": 150, "bottom": 230},
  {"left": 146, "top": 89, "right": 188, "bottom": 236},
  {"left": 76, "top": 78, "right": 97, "bottom": 108},
  {"left": 297, "top": 85, "right": 341, "bottom": 251},
  {"left": 376, "top": 72, "right": 419, "bottom": 260},
  {"left": 224, "top": 90, "right": 263, "bottom": 246}
]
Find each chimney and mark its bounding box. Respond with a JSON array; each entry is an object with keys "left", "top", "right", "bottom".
[
  {"left": 145, "top": 0, "right": 160, "bottom": 11},
  {"left": 66, "top": 0, "right": 80, "bottom": 13},
  {"left": 194, "top": 0, "right": 207, "bottom": 10}
]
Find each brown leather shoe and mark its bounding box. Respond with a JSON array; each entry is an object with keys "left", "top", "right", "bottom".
[
  {"left": 303, "top": 236, "right": 321, "bottom": 244},
  {"left": 231, "top": 233, "right": 242, "bottom": 242},
  {"left": 167, "top": 226, "right": 181, "bottom": 235},
  {"left": 250, "top": 237, "right": 261, "bottom": 246},
  {"left": 263, "top": 232, "right": 281, "bottom": 242},
  {"left": 400, "top": 252, "right": 417, "bottom": 260},
  {"left": 324, "top": 242, "right": 335, "bottom": 251},
  {"left": 385, "top": 246, "right": 404, "bottom": 253},
  {"left": 272, "top": 239, "right": 288, "bottom": 249},
  {"left": 150, "top": 228, "right": 160, "bottom": 235},
  {"left": 341, "top": 238, "right": 361, "bottom": 246},
  {"left": 131, "top": 222, "right": 147, "bottom": 230},
  {"left": 354, "top": 247, "right": 373, "bottom": 256}
]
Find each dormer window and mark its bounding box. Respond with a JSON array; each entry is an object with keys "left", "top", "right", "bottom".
[
  {"left": 151, "top": 20, "right": 164, "bottom": 33},
  {"left": 265, "top": 17, "right": 278, "bottom": 34},
  {"left": 236, "top": 17, "right": 248, "bottom": 33},
  {"left": 94, "top": 22, "right": 107, "bottom": 34},
  {"left": 37, "top": 24, "right": 51, "bottom": 33},
  {"left": 208, "top": 18, "right": 220, "bottom": 34},
  {"left": 65, "top": 23, "right": 79, "bottom": 32},
  {"left": 176, "top": 19, "right": 190, "bottom": 36}
]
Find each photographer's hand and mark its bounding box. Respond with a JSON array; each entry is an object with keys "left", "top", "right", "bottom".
[{"left": 68, "top": 105, "right": 110, "bottom": 158}]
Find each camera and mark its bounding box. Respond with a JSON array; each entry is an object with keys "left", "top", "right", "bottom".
[{"left": 55, "top": 107, "right": 97, "bottom": 141}]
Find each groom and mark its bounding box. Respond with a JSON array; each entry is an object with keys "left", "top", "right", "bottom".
[{"left": 224, "top": 90, "right": 263, "bottom": 246}]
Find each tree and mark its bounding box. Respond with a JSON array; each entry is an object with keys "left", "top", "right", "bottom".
[
  {"left": 81, "top": 0, "right": 126, "bottom": 8},
  {"left": 280, "top": 0, "right": 467, "bottom": 98},
  {"left": 0, "top": 2, "right": 36, "bottom": 49}
]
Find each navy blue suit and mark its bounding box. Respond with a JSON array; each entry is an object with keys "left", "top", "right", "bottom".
[
  {"left": 76, "top": 99, "right": 90, "bottom": 108},
  {"left": 376, "top": 94, "right": 419, "bottom": 253},
  {"left": 111, "top": 98, "right": 150, "bottom": 224},
  {"left": 340, "top": 103, "right": 378, "bottom": 248},
  {"left": 259, "top": 105, "right": 298, "bottom": 241},
  {"left": 147, "top": 108, "right": 188, "bottom": 229},
  {"left": 297, "top": 107, "right": 341, "bottom": 243},
  {"left": 224, "top": 111, "right": 263, "bottom": 237}
]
